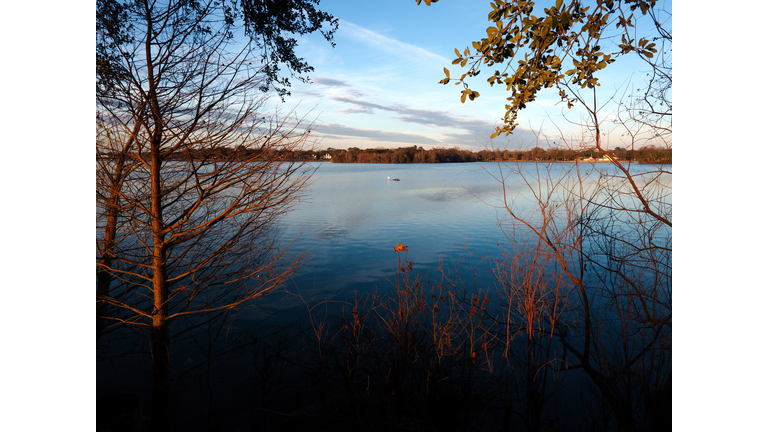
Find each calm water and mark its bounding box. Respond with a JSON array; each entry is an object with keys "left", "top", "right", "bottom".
[
  {"left": 246, "top": 161, "right": 670, "bottom": 320},
  {"left": 99, "top": 160, "right": 671, "bottom": 425}
]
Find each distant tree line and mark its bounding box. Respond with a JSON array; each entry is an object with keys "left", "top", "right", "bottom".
[
  {"left": 98, "top": 144, "right": 671, "bottom": 164},
  {"left": 328, "top": 145, "right": 671, "bottom": 164},
  {"left": 97, "top": 145, "right": 323, "bottom": 162}
]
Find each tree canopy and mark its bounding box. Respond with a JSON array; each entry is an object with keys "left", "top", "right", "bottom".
[
  {"left": 97, "top": 0, "right": 338, "bottom": 98},
  {"left": 419, "top": 0, "right": 671, "bottom": 142}
]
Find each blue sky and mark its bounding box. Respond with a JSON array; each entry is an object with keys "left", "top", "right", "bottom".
[{"left": 274, "top": 0, "right": 670, "bottom": 151}]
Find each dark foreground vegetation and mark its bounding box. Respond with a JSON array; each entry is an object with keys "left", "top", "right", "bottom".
[{"left": 99, "top": 235, "right": 671, "bottom": 432}]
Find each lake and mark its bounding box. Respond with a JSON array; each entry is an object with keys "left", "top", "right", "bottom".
[
  {"left": 246, "top": 161, "right": 670, "bottom": 322},
  {"left": 98, "top": 160, "right": 672, "bottom": 431}
]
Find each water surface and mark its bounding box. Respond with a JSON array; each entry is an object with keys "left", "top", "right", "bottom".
[{"left": 251, "top": 161, "right": 670, "bottom": 319}]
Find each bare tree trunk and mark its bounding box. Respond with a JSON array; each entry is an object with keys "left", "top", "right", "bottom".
[
  {"left": 97, "top": 144, "right": 130, "bottom": 342},
  {"left": 149, "top": 132, "right": 172, "bottom": 431},
  {"left": 96, "top": 183, "right": 120, "bottom": 342},
  {"left": 150, "top": 316, "right": 171, "bottom": 432}
]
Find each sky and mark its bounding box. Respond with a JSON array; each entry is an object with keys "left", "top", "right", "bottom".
[{"left": 270, "top": 0, "right": 671, "bottom": 152}]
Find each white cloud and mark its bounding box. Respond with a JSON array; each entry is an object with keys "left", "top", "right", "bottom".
[
  {"left": 312, "top": 77, "right": 351, "bottom": 87},
  {"left": 338, "top": 20, "right": 450, "bottom": 67},
  {"left": 313, "top": 122, "right": 441, "bottom": 145}
]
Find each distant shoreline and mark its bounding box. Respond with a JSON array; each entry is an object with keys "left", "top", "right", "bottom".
[
  {"left": 98, "top": 145, "right": 671, "bottom": 165},
  {"left": 325, "top": 160, "right": 670, "bottom": 165},
  {"left": 98, "top": 144, "right": 670, "bottom": 165}
]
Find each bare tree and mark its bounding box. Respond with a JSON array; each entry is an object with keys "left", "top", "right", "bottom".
[
  {"left": 472, "top": 156, "right": 669, "bottom": 431},
  {"left": 416, "top": 0, "right": 672, "bottom": 429},
  {"left": 96, "top": 1, "right": 319, "bottom": 429}
]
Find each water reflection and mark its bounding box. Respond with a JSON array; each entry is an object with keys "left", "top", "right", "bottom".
[{"left": 245, "top": 162, "right": 668, "bottom": 319}]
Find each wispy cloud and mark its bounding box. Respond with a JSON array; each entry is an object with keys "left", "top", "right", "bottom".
[
  {"left": 312, "top": 122, "right": 441, "bottom": 145},
  {"left": 331, "top": 96, "right": 387, "bottom": 112},
  {"left": 338, "top": 20, "right": 450, "bottom": 66},
  {"left": 298, "top": 80, "right": 367, "bottom": 99},
  {"left": 330, "top": 95, "right": 495, "bottom": 133},
  {"left": 339, "top": 106, "right": 375, "bottom": 114},
  {"left": 325, "top": 95, "right": 547, "bottom": 149},
  {"left": 312, "top": 77, "right": 350, "bottom": 87}
]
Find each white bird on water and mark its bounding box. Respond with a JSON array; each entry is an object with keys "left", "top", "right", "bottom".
[{"left": 388, "top": 176, "right": 391, "bottom": 181}]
